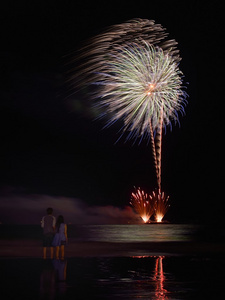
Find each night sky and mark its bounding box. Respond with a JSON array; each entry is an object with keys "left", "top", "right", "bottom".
[{"left": 0, "top": 1, "right": 223, "bottom": 224}]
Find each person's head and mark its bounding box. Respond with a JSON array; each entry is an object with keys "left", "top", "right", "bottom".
[
  {"left": 46, "top": 207, "right": 53, "bottom": 215},
  {"left": 56, "top": 215, "right": 64, "bottom": 231},
  {"left": 57, "top": 215, "right": 64, "bottom": 224}
]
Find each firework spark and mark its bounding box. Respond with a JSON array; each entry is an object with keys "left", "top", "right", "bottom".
[
  {"left": 70, "top": 19, "right": 187, "bottom": 188},
  {"left": 70, "top": 18, "right": 181, "bottom": 88},
  {"left": 150, "top": 189, "right": 170, "bottom": 222},
  {"left": 93, "top": 42, "right": 186, "bottom": 138},
  {"left": 131, "top": 188, "right": 170, "bottom": 223},
  {"left": 130, "top": 188, "right": 155, "bottom": 223},
  {"left": 70, "top": 19, "right": 187, "bottom": 221}
]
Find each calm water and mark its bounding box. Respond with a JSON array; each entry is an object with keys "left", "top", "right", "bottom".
[
  {"left": 1, "top": 224, "right": 224, "bottom": 299},
  {"left": 71, "top": 224, "right": 198, "bottom": 242},
  {"left": 0, "top": 223, "right": 199, "bottom": 242},
  {"left": 1, "top": 256, "right": 224, "bottom": 299}
]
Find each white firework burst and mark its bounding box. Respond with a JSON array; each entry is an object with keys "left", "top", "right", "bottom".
[{"left": 94, "top": 42, "right": 187, "bottom": 138}]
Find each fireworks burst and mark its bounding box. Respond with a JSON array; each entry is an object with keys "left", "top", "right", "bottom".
[
  {"left": 130, "top": 188, "right": 155, "bottom": 223},
  {"left": 93, "top": 42, "right": 186, "bottom": 138},
  {"left": 150, "top": 189, "right": 170, "bottom": 222},
  {"left": 71, "top": 18, "right": 181, "bottom": 89},
  {"left": 70, "top": 19, "right": 187, "bottom": 222},
  {"left": 92, "top": 41, "right": 186, "bottom": 192},
  {"left": 130, "top": 188, "right": 170, "bottom": 223}
]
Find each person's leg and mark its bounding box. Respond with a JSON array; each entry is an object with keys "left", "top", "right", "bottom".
[
  {"left": 55, "top": 246, "right": 59, "bottom": 259},
  {"left": 43, "top": 247, "right": 46, "bottom": 259},
  {"left": 50, "top": 247, "right": 54, "bottom": 259},
  {"left": 61, "top": 245, "right": 65, "bottom": 259}
]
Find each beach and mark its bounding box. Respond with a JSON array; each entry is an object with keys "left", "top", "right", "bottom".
[
  {"left": 1, "top": 239, "right": 225, "bottom": 258},
  {"left": 1, "top": 242, "right": 225, "bottom": 300},
  {"left": 1, "top": 224, "right": 225, "bottom": 299},
  {"left": 1, "top": 223, "right": 225, "bottom": 258}
]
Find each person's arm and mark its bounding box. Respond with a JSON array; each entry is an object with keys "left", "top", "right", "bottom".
[
  {"left": 64, "top": 224, "right": 68, "bottom": 240},
  {"left": 52, "top": 216, "right": 56, "bottom": 230},
  {"left": 41, "top": 216, "right": 44, "bottom": 228}
]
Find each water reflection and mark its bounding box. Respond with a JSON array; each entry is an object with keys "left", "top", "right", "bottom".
[
  {"left": 153, "top": 256, "right": 168, "bottom": 300},
  {"left": 132, "top": 256, "right": 169, "bottom": 299},
  {"left": 1, "top": 255, "right": 224, "bottom": 299},
  {"left": 40, "top": 259, "right": 67, "bottom": 299},
  {"left": 82, "top": 224, "right": 196, "bottom": 242}
]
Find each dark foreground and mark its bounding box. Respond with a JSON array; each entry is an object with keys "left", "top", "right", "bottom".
[
  {"left": 1, "top": 239, "right": 225, "bottom": 299},
  {"left": 1, "top": 255, "right": 225, "bottom": 299},
  {"left": 1, "top": 239, "right": 225, "bottom": 257},
  {"left": 1, "top": 222, "right": 225, "bottom": 300}
]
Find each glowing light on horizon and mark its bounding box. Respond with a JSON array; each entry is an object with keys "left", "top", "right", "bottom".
[
  {"left": 155, "top": 214, "right": 164, "bottom": 223},
  {"left": 130, "top": 188, "right": 170, "bottom": 223},
  {"left": 150, "top": 189, "right": 170, "bottom": 223},
  {"left": 130, "top": 187, "right": 155, "bottom": 223}
]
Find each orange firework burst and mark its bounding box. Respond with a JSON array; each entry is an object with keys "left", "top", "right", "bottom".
[
  {"left": 130, "top": 188, "right": 155, "bottom": 223},
  {"left": 150, "top": 189, "right": 170, "bottom": 222}
]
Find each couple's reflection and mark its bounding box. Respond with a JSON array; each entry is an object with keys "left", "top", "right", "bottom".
[{"left": 40, "top": 259, "right": 67, "bottom": 299}]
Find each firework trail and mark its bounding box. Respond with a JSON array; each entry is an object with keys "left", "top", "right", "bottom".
[
  {"left": 154, "top": 107, "right": 164, "bottom": 190},
  {"left": 70, "top": 19, "right": 187, "bottom": 219},
  {"left": 92, "top": 42, "right": 186, "bottom": 189},
  {"left": 70, "top": 20, "right": 187, "bottom": 182},
  {"left": 130, "top": 187, "right": 155, "bottom": 223}
]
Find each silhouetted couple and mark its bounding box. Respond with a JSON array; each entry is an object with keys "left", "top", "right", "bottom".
[{"left": 41, "top": 208, "right": 68, "bottom": 259}]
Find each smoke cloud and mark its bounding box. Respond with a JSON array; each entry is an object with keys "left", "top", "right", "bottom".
[{"left": 0, "top": 187, "right": 138, "bottom": 224}]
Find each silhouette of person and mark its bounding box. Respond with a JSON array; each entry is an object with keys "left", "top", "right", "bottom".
[
  {"left": 52, "top": 259, "right": 68, "bottom": 295},
  {"left": 40, "top": 259, "right": 68, "bottom": 299},
  {"left": 41, "top": 207, "right": 56, "bottom": 259},
  {"left": 40, "top": 260, "right": 56, "bottom": 299},
  {"left": 52, "top": 215, "right": 68, "bottom": 259}
]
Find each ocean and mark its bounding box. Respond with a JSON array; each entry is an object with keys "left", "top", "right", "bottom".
[
  {"left": 1, "top": 223, "right": 225, "bottom": 299},
  {"left": 0, "top": 223, "right": 199, "bottom": 242},
  {"left": 1, "top": 255, "right": 225, "bottom": 299}
]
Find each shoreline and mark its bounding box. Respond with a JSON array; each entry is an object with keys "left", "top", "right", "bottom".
[{"left": 1, "top": 239, "right": 225, "bottom": 258}]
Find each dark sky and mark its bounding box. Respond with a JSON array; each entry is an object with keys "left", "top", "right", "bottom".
[{"left": 0, "top": 1, "right": 223, "bottom": 223}]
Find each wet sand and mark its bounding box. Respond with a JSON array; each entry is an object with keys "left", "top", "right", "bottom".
[{"left": 1, "top": 239, "right": 225, "bottom": 257}]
